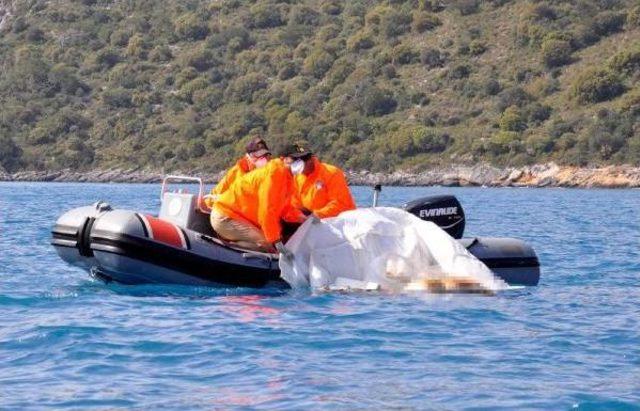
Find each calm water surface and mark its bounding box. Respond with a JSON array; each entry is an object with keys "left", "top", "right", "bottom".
[{"left": 1, "top": 183, "right": 639, "bottom": 410}]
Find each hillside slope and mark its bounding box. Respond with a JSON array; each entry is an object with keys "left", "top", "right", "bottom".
[{"left": 0, "top": 0, "right": 638, "bottom": 174}]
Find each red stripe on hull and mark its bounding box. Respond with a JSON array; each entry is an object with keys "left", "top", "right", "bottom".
[{"left": 142, "top": 215, "right": 186, "bottom": 249}]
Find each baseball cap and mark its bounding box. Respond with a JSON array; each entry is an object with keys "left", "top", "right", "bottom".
[
  {"left": 278, "top": 143, "right": 312, "bottom": 160},
  {"left": 245, "top": 136, "right": 270, "bottom": 157}
]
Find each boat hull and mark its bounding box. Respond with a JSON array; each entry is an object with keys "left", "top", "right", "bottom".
[{"left": 53, "top": 207, "right": 540, "bottom": 287}]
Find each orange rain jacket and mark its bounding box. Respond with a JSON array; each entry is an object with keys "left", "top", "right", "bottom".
[
  {"left": 213, "top": 159, "right": 303, "bottom": 244},
  {"left": 293, "top": 157, "right": 356, "bottom": 219},
  {"left": 213, "top": 156, "right": 254, "bottom": 195},
  {"left": 203, "top": 157, "right": 253, "bottom": 209}
]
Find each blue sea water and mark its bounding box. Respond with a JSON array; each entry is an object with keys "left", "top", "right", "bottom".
[{"left": 0, "top": 182, "right": 639, "bottom": 410}]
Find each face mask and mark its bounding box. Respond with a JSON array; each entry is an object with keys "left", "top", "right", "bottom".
[
  {"left": 254, "top": 157, "right": 269, "bottom": 169},
  {"left": 290, "top": 159, "right": 305, "bottom": 175}
]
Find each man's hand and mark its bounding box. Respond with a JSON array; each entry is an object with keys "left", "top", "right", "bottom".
[{"left": 274, "top": 241, "right": 293, "bottom": 261}]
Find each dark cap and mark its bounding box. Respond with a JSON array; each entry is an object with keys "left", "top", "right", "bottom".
[
  {"left": 278, "top": 143, "right": 313, "bottom": 160},
  {"left": 245, "top": 136, "right": 270, "bottom": 157}
]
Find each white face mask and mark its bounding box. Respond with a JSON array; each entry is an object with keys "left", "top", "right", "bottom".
[
  {"left": 254, "top": 157, "right": 269, "bottom": 169},
  {"left": 290, "top": 159, "right": 305, "bottom": 175}
]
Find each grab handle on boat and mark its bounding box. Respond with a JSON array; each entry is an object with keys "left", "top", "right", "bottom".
[
  {"left": 161, "top": 175, "right": 205, "bottom": 211},
  {"left": 242, "top": 251, "right": 275, "bottom": 261}
]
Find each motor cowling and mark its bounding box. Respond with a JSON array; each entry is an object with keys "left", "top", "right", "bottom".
[{"left": 403, "top": 195, "right": 465, "bottom": 239}]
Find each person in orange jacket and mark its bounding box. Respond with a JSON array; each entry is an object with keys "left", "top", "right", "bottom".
[
  {"left": 279, "top": 143, "right": 356, "bottom": 219},
  {"left": 203, "top": 136, "right": 271, "bottom": 208},
  {"left": 210, "top": 158, "right": 305, "bottom": 254}
]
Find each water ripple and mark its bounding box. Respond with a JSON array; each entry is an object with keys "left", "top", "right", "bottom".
[{"left": 0, "top": 183, "right": 639, "bottom": 409}]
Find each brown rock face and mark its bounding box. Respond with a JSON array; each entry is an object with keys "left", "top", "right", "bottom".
[{"left": 2, "top": 164, "right": 639, "bottom": 188}]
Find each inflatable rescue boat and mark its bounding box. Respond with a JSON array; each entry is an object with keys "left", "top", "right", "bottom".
[{"left": 51, "top": 176, "right": 541, "bottom": 287}]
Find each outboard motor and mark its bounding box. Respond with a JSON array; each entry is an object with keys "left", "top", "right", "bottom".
[{"left": 404, "top": 195, "right": 465, "bottom": 239}]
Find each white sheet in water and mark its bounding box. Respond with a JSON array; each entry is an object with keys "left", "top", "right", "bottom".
[{"left": 279, "top": 207, "right": 509, "bottom": 293}]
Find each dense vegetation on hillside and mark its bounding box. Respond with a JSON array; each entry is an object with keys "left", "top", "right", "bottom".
[{"left": 0, "top": 0, "right": 638, "bottom": 174}]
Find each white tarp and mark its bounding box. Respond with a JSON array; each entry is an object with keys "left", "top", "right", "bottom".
[{"left": 279, "top": 207, "right": 509, "bottom": 293}]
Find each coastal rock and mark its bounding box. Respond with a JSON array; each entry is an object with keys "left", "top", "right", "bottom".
[{"left": 3, "top": 164, "right": 640, "bottom": 188}]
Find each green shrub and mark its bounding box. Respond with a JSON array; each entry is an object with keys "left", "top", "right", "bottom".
[
  {"left": 484, "top": 78, "right": 501, "bottom": 96},
  {"left": 381, "top": 9, "right": 412, "bottom": 38},
  {"left": 183, "top": 47, "right": 218, "bottom": 72},
  {"left": 208, "top": 27, "right": 253, "bottom": 51},
  {"left": 527, "top": 4, "right": 557, "bottom": 22},
  {"left": 420, "top": 48, "right": 446, "bottom": 68},
  {"left": 27, "top": 109, "right": 92, "bottom": 145},
  {"left": 93, "top": 48, "right": 121, "bottom": 70},
  {"left": 347, "top": 31, "right": 375, "bottom": 51},
  {"left": 619, "top": 87, "right": 640, "bottom": 113},
  {"left": 392, "top": 44, "right": 419, "bottom": 65},
  {"left": 489, "top": 130, "right": 520, "bottom": 154},
  {"left": 571, "top": 68, "right": 625, "bottom": 104},
  {"left": 412, "top": 128, "right": 449, "bottom": 153},
  {"left": 541, "top": 38, "right": 573, "bottom": 68},
  {"left": 447, "top": 63, "right": 471, "bottom": 79},
  {"left": 457, "top": 42, "right": 470, "bottom": 56},
  {"left": 149, "top": 45, "right": 173, "bottom": 62},
  {"left": 175, "top": 67, "right": 198, "bottom": 88},
  {"left": 249, "top": 4, "right": 284, "bottom": 29},
  {"left": 515, "top": 20, "right": 547, "bottom": 47},
  {"left": 469, "top": 40, "right": 487, "bottom": 56},
  {"left": 574, "top": 24, "right": 600, "bottom": 48},
  {"left": 591, "top": 11, "right": 625, "bottom": 37},
  {"left": 290, "top": 5, "right": 320, "bottom": 26},
  {"left": 451, "top": 0, "right": 480, "bottom": 16},
  {"left": 278, "top": 24, "right": 312, "bottom": 47},
  {"left": 178, "top": 77, "right": 210, "bottom": 103},
  {"left": 102, "top": 88, "right": 133, "bottom": 108},
  {"left": 193, "top": 87, "right": 224, "bottom": 111},
  {"left": 628, "top": 6, "right": 640, "bottom": 28},
  {"left": 54, "top": 137, "right": 94, "bottom": 169},
  {"left": 225, "top": 73, "right": 268, "bottom": 103},
  {"left": 419, "top": 0, "right": 446, "bottom": 12},
  {"left": 365, "top": 6, "right": 389, "bottom": 27},
  {"left": 526, "top": 103, "right": 552, "bottom": 124},
  {"left": 0, "top": 133, "right": 23, "bottom": 172},
  {"left": 497, "top": 87, "right": 532, "bottom": 111},
  {"left": 188, "top": 141, "right": 206, "bottom": 158},
  {"left": 126, "top": 35, "right": 147, "bottom": 58},
  {"left": 48, "top": 64, "right": 89, "bottom": 95},
  {"left": 321, "top": 1, "right": 342, "bottom": 16},
  {"left": 525, "top": 133, "right": 556, "bottom": 155},
  {"left": 303, "top": 49, "right": 334, "bottom": 78},
  {"left": 26, "top": 27, "right": 45, "bottom": 43},
  {"left": 499, "top": 106, "right": 527, "bottom": 132},
  {"left": 382, "top": 64, "right": 397, "bottom": 79},
  {"left": 361, "top": 86, "right": 397, "bottom": 116},
  {"left": 12, "top": 17, "right": 28, "bottom": 33},
  {"left": 278, "top": 62, "right": 298, "bottom": 80},
  {"left": 412, "top": 12, "right": 442, "bottom": 33},
  {"left": 174, "top": 13, "right": 210, "bottom": 40},
  {"left": 325, "top": 58, "right": 355, "bottom": 88},
  {"left": 386, "top": 126, "right": 416, "bottom": 157},
  {"left": 608, "top": 47, "right": 640, "bottom": 75},
  {"left": 110, "top": 30, "right": 131, "bottom": 47}
]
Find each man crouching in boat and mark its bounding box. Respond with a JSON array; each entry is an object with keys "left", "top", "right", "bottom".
[
  {"left": 210, "top": 155, "right": 305, "bottom": 255},
  {"left": 203, "top": 135, "right": 271, "bottom": 208},
  {"left": 279, "top": 143, "right": 356, "bottom": 219}
]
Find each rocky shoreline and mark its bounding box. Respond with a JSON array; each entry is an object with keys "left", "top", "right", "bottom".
[{"left": 1, "top": 163, "right": 639, "bottom": 188}]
